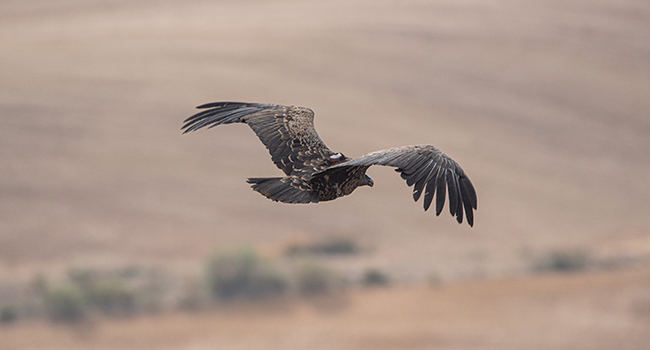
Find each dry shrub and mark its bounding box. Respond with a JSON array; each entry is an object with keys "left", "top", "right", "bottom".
[{"left": 205, "top": 249, "right": 288, "bottom": 301}]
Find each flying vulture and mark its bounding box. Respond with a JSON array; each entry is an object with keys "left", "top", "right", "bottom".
[{"left": 182, "top": 102, "right": 477, "bottom": 226}]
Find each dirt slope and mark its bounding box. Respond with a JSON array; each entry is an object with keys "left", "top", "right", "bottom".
[{"left": 1, "top": 0, "right": 649, "bottom": 279}]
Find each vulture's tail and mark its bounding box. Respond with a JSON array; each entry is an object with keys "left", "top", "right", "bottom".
[{"left": 247, "top": 177, "right": 317, "bottom": 204}]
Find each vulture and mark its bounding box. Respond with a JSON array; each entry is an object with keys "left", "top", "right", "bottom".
[{"left": 182, "top": 102, "right": 477, "bottom": 226}]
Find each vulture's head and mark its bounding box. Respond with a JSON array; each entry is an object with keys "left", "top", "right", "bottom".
[
  {"left": 362, "top": 174, "right": 374, "bottom": 187},
  {"left": 329, "top": 153, "right": 344, "bottom": 162}
]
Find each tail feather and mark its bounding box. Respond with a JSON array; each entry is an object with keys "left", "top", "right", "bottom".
[{"left": 247, "top": 177, "right": 317, "bottom": 204}]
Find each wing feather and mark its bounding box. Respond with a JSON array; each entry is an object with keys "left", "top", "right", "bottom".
[
  {"left": 435, "top": 167, "right": 446, "bottom": 216},
  {"left": 423, "top": 175, "right": 437, "bottom": 212},
  {"left": 413, "top": 161, "right": 435, "bottom": 202},
  {"left": 408, "top": 159, "right": 434, "bottom": 188},
  {"left": 183, "top": 102, "right": 333, "bottom": 176},
  {"left": 460, "top": 180, "right": 474, "bottom": 226},
  {"left": 404, "top": 157, "right": 430, "bottom": 186},
  {"left": 320, "top": 145, "right": 477, "bottom": 227},
  {"left": 446, "top": 168, "right": 459, "bottom": 217}
]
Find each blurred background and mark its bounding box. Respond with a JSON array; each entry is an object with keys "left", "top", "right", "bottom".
[{"left": 1, "top": 0, "right": 649, "bottom": 349}]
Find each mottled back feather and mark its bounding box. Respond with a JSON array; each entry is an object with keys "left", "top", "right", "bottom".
[{"left": 182, "top": 102, "right": 335, "bottom": 176}]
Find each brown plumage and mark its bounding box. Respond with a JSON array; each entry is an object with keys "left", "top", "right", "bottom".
[{"left": 182, "top": 102, "right": 477, "bottom": 226}]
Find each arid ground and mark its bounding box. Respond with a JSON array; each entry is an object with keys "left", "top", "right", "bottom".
[
  {"left": 1, "top": 0, "right": 649, "bottom": 349},
  {"left": 2, "top": 269, "right": 649, "bottom": 350}
]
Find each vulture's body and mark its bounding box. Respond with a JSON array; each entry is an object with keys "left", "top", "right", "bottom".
[{"left": 183, "top": 102, "right": 477, "bottom": 226}]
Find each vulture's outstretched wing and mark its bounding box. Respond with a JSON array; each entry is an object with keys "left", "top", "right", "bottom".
[
  {"left": 317, "top": 145, "right": 477, "bottom": 226},
  {"left": 182, "top": 102, "right": 333, "bottom": 176}
]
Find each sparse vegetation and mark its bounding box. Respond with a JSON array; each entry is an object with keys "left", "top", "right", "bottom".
[
  {"left": 68, "top": 268, "right": 136, "bottom": 316},
  {"left": 285, "top": 237, "right": 359, "bottom": 257},
  {"left": 1, "top": 305, "right": 18, "bottom": 324},
  {"left": 85, "top": 279, "right": 135, "bottom": 316},
  {"left": 205, "top": 249, "right": 288, "bottom": 301},
  {"left": 131, "top": 268, "right": 170, "bottom": 313},
  {"left": 0, "top": 247, "right": 357, "bottom": 324},
  {"left": 296, "top": 263, "right": 340, "bottom": 296},
  {"left": 15, "top": 266, "right": 171, "bottom": 323},
  {"left": 361, "top": 268, "right": 390, "bottom": 287},
  {"left": 177, "top": 279, "right": 209, "bottom": 311},
  {"left": 532, "top": 250, "right": 591, "bottom": 273},
  {"left": 42, "top": 283, "right": 86, "bottom": 322}
]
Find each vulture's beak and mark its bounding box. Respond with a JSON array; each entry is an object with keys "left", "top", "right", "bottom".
[{"left": 364, "top": 175, "right": 374, "bottom": 187}]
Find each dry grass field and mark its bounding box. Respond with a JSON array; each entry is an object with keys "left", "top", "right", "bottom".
[{"left": 1, "top": 0, "right": 649, "bottom": 349}]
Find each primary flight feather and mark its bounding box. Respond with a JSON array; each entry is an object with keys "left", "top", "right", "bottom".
[{"left": 182, "top": 102, "right": 477, "bottom": 226}]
